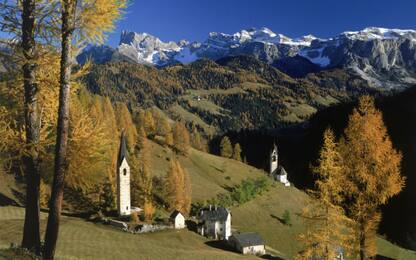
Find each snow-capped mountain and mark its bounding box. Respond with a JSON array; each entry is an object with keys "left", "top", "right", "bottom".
[{"left": 78, "top": 27, "right": 416, "bottom": 89}]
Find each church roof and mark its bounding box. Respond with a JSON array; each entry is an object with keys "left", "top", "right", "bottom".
[
  {"left": 118, "top": 132, "right": 127, "bottom": 167},
  {"left": 170, "top": 210, "right": 183, "bottom": 219},
  {"left": 200, "top": 206, "right": 230, "bottom": 222},
  {"left": 231, "top": 233, "right": 264, "bottom": 247},
  {"left": 279, "top": 166, "right": 287, "bottom": 176}
]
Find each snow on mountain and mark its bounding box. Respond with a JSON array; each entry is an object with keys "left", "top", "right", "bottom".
[{"left": 77, "top": 27, "right": 416, "bottom": 89}]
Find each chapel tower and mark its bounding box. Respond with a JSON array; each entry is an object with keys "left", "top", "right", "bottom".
[
  {"left": 117, "top": 132, "right": 131, "bottom": 216},
  {"left": 269, "top": 142, "right": 278, "bottom": 175}
]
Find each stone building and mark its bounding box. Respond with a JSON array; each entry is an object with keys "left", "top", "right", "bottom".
[
  {"left": 228, "top": 233, "right": 266, "bottom": 255},
  {"left": 198, "top": 206, "right": 232, "bottom": 240},
  {"left": 117, "top": 132, "right": 131, "bottom": 216}
]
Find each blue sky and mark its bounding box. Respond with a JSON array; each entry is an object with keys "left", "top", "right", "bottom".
[{"left": 105, "top": 0, "right": 416, "bottom": 46}]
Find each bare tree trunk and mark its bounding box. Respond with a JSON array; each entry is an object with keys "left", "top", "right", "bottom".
[
  {"left": 43, "top": 0, "right": 75, "bottom": 258},
  {"left": 21, "top": 0, "right": 41, "bottom": 253}
]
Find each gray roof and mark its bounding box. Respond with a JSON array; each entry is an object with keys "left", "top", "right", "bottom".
[
  {"left": 117, "top": 132, "right": 127, "bottom": 167},
  {"left": 200, "top": 206, "right": 229, "bottom": 222},
  {"left": 279, "top": 166, "right": 287, "bottom": 176},
  {"left": 170, "top": 210, "right": 183, "bottom": 219},
  {"left": 231, "top": 233, "right": 264, "bottom": 247}
]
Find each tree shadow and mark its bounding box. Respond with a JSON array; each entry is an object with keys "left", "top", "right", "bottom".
[
  {"left": 270, "top": 214, "right": 285, "bottom": 225},
  {"left": 0, "top": 192, "right": 18, "bottom": 206},
  {"left": 185, "top": 219, "right": 197, "bottom": 232},
  {"left": 210, "top": 165, "right": 224, "bottom": 173}
]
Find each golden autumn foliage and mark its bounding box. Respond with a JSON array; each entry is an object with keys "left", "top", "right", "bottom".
[
  {"left": 297, "top": 129, "right": 355, "bottom": 259},
  {"left": 173, "top": 122, "right": 190, "bottom": 156},
  {"left": 299, "top": 97, "right": 405, "bottom": 260},
  {"left": 164, "top": 159, "right": 192, "bottom": 215},
  {"left": 339, "top": 96, "right": 405, "bottom": 259},
  {"left": 114, "top": 102, "right": 138, "bottom": 152}
]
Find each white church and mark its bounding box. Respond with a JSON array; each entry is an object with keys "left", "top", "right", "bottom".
[
  {"left": 269, "top": 142, "right": 290, "bottom": 187},
  {"left": 117, "top": 133, "right": 131, "bottom": 216}
]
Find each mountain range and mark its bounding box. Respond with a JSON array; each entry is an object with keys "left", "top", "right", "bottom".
[{"left": 78, "top": 27, "right": 416, "bottom": 89}]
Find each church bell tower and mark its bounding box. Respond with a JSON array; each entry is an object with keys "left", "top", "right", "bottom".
[
  {"left": 117, "top": 132, "right": 131, "bottom": 216},
  {"left": 269, "top": 142, "right": 278, "bottom": 175}
]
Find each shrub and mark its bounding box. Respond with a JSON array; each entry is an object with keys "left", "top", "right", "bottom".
[
  {"left": 130, "top": 211, "right": 139, "bottom": 224},
  {"left": 282, "top": 210, "right": 291, "bottom": 226}
]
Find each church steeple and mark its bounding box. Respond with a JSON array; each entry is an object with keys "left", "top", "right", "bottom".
[
  {"left": 269, "top": 140, "right": 279, "bottom": 175},
  {"left": 117, "top": 131, "right": 131, "bottom": 216},
  {"left": 118, "top": 131, "right": 127, "bottom": 167}
]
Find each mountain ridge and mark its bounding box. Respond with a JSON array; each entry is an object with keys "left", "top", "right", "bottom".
[{"left": 78, "top": 26, "right": 416, "bottom": 89}]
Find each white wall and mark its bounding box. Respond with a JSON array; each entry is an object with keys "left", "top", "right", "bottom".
[
  {"left": 242, "top": 245, "right": 266, "bottom": 255},
  {"left": 174, "top": 214, "right": 186, "bottom": 229},
  {"left": 117, "top": 158, "right": 131, "bottom": 216}
]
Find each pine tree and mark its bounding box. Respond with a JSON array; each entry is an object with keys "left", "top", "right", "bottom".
[
  {"left": 220, "top": 136, "right": 233, "bottom": 158},
  {"left": 339, "top": 96, "right": 405, "bottom": 260},
  {"left": 297, "top": 129, "right": 354, "bottom": 259},
  {"left": 173, "top": 122, "right": 190, "bottom": 156},
  {"left": 233, "top": 143, "right": 242, "bottom": 161}
]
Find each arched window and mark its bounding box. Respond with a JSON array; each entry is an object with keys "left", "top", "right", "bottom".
[
  {"left": 272, "top": 155, "right": 277, "bottom": 162},
  {"left": 123, "top": 168, "right": 127, "bottom": 176}
]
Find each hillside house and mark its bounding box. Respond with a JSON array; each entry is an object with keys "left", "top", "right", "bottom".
[
  {"left": 269, "top": 143, "right": 290, "bottom": 187},
  {"left": 229, "top": 233, "right": 266, "bottom": 255},
  {"left": 198, "top": 206, "right": 232, "bottom": 240},
  {"left": 170, "top": 210, "right": 186, "bottom": 229}
]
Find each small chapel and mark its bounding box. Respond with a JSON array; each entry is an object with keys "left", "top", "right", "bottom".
[
  {"left": 269, "top": 142, "right": 290, "bottom": 187},
  {"left": 117, "top": 132, "right": 131, "bottom": 216}
]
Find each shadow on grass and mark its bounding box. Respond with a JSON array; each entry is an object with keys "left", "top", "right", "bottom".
[
  {"left": 375, "top": 255, "right": 396, "bottom": 260},
  {"left": 0, "top": 192, "right": 18, "bottom": 206},
  {"left": 270, "top": 214, "right": 285, "bottom": 225},
  {"left": 204, "top": 240, "right": 237, "bottom": 254},
  {"left": 260, "top": 255, "right": 284, "bottom": 260}
]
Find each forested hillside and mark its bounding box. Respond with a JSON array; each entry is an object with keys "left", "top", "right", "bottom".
[{"left": 83, "top": 56, "right": 377, "bottom": 135}]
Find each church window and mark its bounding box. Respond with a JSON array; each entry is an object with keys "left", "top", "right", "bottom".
[
  {"left": 126, "top": 206, "right": 129, "bottom": 210},
  {"left": 272, "top": 155, "right": 277, "bottom": 162},
  {"left": 123, "top": 168, "right": 127, "bottom": 176}
]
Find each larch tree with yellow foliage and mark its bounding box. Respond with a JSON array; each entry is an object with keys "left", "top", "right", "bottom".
[
  {"left": 339, "top": 96, "right": 405, "bottom": 260},
  {"left": 297, "top": 129, "right": 354, "bottom": 259},
  {"left": 173, "top": 122, "right": 191, "bottom": 156},
  {"left": 44, "top": 0, "right": 127, "bottom": 257},
  {"left": 164, "top": 159, "right": 192, "bottom": 215}
]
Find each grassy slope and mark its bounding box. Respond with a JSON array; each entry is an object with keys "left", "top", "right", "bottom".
[
  {"left": 0, "top": 144, "right": 415, "bottom": 259},
  {"left": 0, "top": 207, "right": 253, "bottom": 260},
  {"left": 149, "top": 142, "right": 265, "bottom": 202}
]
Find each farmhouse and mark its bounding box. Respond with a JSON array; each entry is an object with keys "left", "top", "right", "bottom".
[
  {"left": 170, "top": 210, "right": 186, "bottom": 229},
  {"left": 229, "top": 233, "right": 266, "bottom": 255},
  {"left": 198, "top": 206, "right": 232, "bottom": 240},
  {"left": 269, "top": 142, "right": 290, "bottom": 187}
]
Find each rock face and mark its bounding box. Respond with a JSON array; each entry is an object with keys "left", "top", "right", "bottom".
[{"left": 77, "top": 27, "right": 416, "bottom": 89}]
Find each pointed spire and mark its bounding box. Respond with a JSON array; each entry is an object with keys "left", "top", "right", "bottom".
[{"left": 118, "top": 131, "right": 127, "bottom": 167}]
